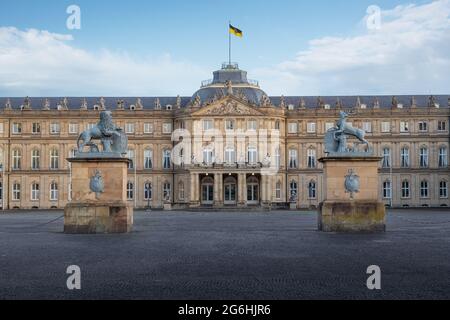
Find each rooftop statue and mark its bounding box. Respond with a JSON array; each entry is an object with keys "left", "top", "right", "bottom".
[
  {"left": 76, "top": 111, "right": 128, "bottom": 157},
  {"left": 325, "top": 111, "right": 373, "bottom": 157}
]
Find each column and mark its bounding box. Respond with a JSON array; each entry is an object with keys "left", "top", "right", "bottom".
[
  {"left": 238, "top": 173, "right": 246, "bottom": 206},
  {"left": 214, "top": 173, "right": 223, "bottom": 206},
  {"left": 190, "top": 173, "right": 199, "bottom": 207}
]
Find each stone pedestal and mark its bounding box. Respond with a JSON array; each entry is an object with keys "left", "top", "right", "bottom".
[
  {"left": 64, "top": 157, "right": 133, "bottom": 234},
  {"left": 318, "top": 157, "right": 386, "bottom": 233}
]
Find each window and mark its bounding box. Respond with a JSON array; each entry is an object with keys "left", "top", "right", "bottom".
[
  {"left": 163, "top": 123, "right": 172, "bottom": 134},
  {"left": 203, "top": 120, "right": 213, "bottom": 131},
  {"left": 225, "top": 119, "right": 235, "bottom": 130},
  {"left": 12, "top": 183, "right": 20, "bottom": 200},
  {"left": 420, "top": 180, "right": 429, "bottom": 198},
  {"left": 12, "top": 123, "right": 22, "bottom": 134},
  {"left": 32, "top": 123, "right": 41, "bottom": 134},
  {"left": 86, "top": 123, "right": 95, "bottom": 130},
  {"left": 400, "top": 121, "right": 409, "bottom": 133},
  {"left": 247, "top": 120, "right": 257, "bottom": 131},
  {"left": 325, "top": 122, "right": 334, "bottom": 132},
  {"left": 144, "top": 123, "right": 154, "bottom": 134},
  {"left": 290, "top": 180, "right": 298, "bottom": 199},
  {"left": 308, "top": 181, "right": 317, "bottom": 199},
  {"left": 125, "top": 123, "right": 135, "bottom": 134},
  {"left": 50, "top": 149, "right": 59, "bottom": 170},
  {"left": 144, "top": 149, "right": 153, "bottom": 169},
  {"left": 12, "top": 149, "right": 21, "bottom": 170},
  {"left": 288, "top": 122, "right": 298, "bottom": 134},
  {"left": 225, "top": 147, "right": 236, "bottom": 164},
  {"left": 307, "top": 122, "right": 316, "bottom": 133},
  {"left": 401, "top": 147, "right": 410, "bottom": 168},
  {"left": 163, "top": 182, "right": 171, "bottom": 200},
  {"left": 247, "top": 147, "right": 258, "bottom": 164},
  {"left": 440, "top": 181, "right": 448, "bottom": 198},
  {"left": 31, "top": 183, "right": 40, "bottom": 201},
  {"left": 31, "top": 149, "right": 40, "bottom": 170},
  {"left": 381, "top": 122, "right": 391, "bottom": 133},
  {"left": 382, "top": 148, "right": 391, "bottom": 168},
  {"left": 163, "top": 150, "right": 171, "bottom": 169},
  {"left": 401, "top": 180, "right": 410, "bottom": 198},
  {"left": 144, "top": 182, "right": 152, "bottom": 200},
  {"left": 275, "top": 148, "right": 280, "bottom": 169},
  {"left": 203, "top": 147, "right": 214, "bottom": 165},
  {"left": 178, "top": 182, "right": 185, "bottom": 200},
  {"left": 439, "top": 147, "right": 448, "bottom": 168},
  {"left": 0, "top": 122, "right": 3, "bottom": 134},
  {"left": 178, "top": 120, "right": 185, "bottom": 129},
  {"left": 419, "top": 147, "right": 429, "bottom": 168},
  {"left": 289, "top": 149, "right": 298, "bottom": 169},
  {"left": 383, "top": 180, "right": 392, "bottom": 199},
  {"left": 275, "top": 120, "right": 280, "bottom": 131},
  {"left": 50, "top": 122, "right": 60, "bottom": 134},
  {"left": 275, "top": 181, "right": 282, "bottom": 200},
  {"left": 69, "top": 123, "right": 78, "bottom": 134},
  {"left": 418, "top": 121, "right": 428, "bottom": 132},
  {"left": 127, "top": 182, "right": 134, "bottom": 200},
  {"left": 127, "top": 150, "right": 135, "bottom": 169},
  {"left": 50, "top": 182, "right": 58, "bottom": 201},
  {"left": 362, "top": 122, "right": 372, "bottom": 133},
  {"left": 307, "top": 149, "right": 316, "bottom": 169},
  {"left": 438, "top": 121, "right": 447, "bottom": 131}
]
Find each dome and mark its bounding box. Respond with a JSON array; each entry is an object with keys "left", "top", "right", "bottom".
[{"left": 191, "top": 63, "right": 268, "bottom": 106}]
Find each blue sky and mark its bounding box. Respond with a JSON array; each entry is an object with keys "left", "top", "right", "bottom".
[{"left": 0, "top": 0, "right": 449, "bottom": 96}]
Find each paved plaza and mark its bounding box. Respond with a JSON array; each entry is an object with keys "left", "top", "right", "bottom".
[{"left": 0, "top": 209, "right": 449, "bottom": 300}]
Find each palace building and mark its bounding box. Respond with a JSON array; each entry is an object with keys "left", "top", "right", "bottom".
[{"left": 0, "top": 63, "right": 449, "bottom": 210}]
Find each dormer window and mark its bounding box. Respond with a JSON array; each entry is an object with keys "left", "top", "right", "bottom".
[
  {"left": 166, "top": 105, "right": 173, "bottom": 111},
  {"left": 361, "top": 104, "right": 367, "bottom": 109},
  {"left": 130, "top": 105, "right": 136, "bottom": 111},
  {"left": 324, "top": 104, "right": 331, "bottom": 110},
  {"left": 288, "top": 104, "right": 294, "bottom": 110},
  {"left": 93, "top": 105, "right": 100, "bottom": 111},
  {"left": 397, "top": 104, "right": 403, "bottom": 109}
]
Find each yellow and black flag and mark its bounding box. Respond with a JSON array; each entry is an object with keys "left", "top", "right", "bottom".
[{"left": 229, "top": 24, "right": 243, "bottom": 37}]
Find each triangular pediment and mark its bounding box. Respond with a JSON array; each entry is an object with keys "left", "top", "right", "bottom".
[{"left": 192, "top": 97, "right": 265, "bottom": 117}]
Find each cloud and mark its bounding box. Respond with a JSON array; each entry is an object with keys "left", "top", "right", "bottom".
[
  {"left": 0, "top": 27, "right": 208, "bottom": 97},
  {"left": 253, "top": 0, "right": 450, "bottom": 96}
]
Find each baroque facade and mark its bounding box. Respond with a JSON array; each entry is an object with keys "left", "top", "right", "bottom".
[{"left": 0, "top": 63, "right": 449, "bottom": 210}]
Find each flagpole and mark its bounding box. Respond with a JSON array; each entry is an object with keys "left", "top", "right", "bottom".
[{"left": 228, "top": 21, "right": 231, "bottom": 66}]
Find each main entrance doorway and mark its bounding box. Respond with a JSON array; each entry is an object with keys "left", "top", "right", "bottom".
[
  {"left": 224, "top": 176, "right": 237, "bottom": 205},
  {"left": 201, "top": 177, "right": 214, "bottom": 205},
  {"left": 247, "top": 176, "right": 260, "bottom": 205}
]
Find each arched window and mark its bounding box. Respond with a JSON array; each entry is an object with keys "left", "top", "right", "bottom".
[
  {"left": 401, "top": 147, "right": 410, "bottom": 168},
  {"left": 307, "top": 148, "right": 316, "bottom": 169},
  {"left": 382, "top": 147, "right": 391, "bottom": 168},
  {"left": 440, "top": 180, "right": 448, "bottom": 199},
  {"left": 383, "top": 180, "right": 392, "bottom": 199},
  {"left": 12, "top": 182, "right": 20, "bottom": 200},
  {"left": 275, "top": 181, "right": 282, "bottom": 200},
  {"left": 144, "top": 182, "right": 152, "bottom": 200},
  {"left": 290, "top": 180, "right": 298, "bottom": 199},
  {"left": 439, "top": 146, "right": 448, "bottom": 168},
  {"left": 401, "top": 180, "right": 410, "bottom": 198},
  {"left": 144, "top": 149, "right": 153, "bottom": 169},
  {"left": 31, "top": 182, "right": 40, "bottom": 201},
  {"left": 420, "top": 180, "right": 429, "bottom": 198},
  {"left": 419, "top": 147, "right": 429, "bottom": 168},
  {"left": 308, "top": 180, "right": 317, "bottom": 199},
  {"left": 127, "top": 149, "right": 135, "bottom": 169},
  {"left": 163, "top": 182, "right": 171, "bottom": 200},
  {"left": 247, "top": 176, "right": 260, "bottom": 203},
  {"left": 12, "top": 149, "right": 21, "bottom": 170},
  {"left": 127, "top": 182, "right": 134, "bottom": 200},
  {"left": 178, "top": 182, "right": 185, "bottom": 201},
  {"left": 163, "top": 150, "right": 171, "bottom": 169},
  {"left": 31, "top": 149, "right": 40, "bottom": 170},
  {"left": 50, "top": 182, "right": 58, "bottom": 201},
  {"left": 289, "top": 149, "right": 298, "bottom": 169},
  {"left": 50, "top": 148, "right": 59, "bottom": 170},
  {"left": 275, "top": 120, "right": 281, "bottom": 131}
]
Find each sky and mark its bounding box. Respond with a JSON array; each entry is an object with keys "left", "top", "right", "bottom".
[{"left": 0, "top": 0, "right": 449, "bottom": 97}]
